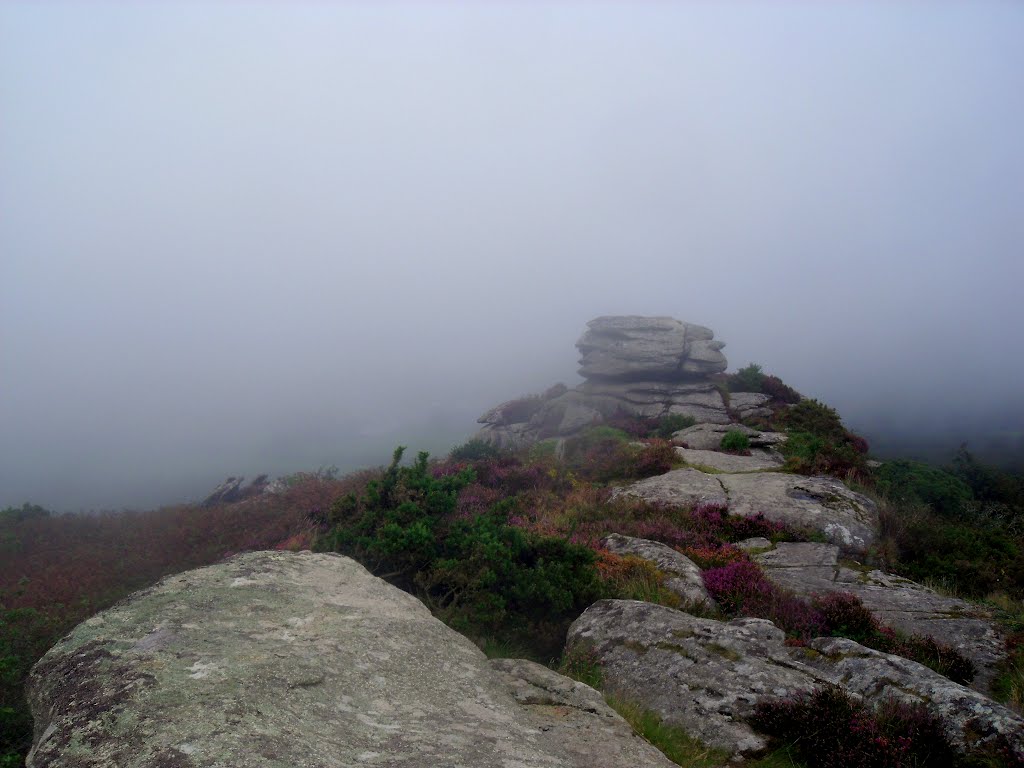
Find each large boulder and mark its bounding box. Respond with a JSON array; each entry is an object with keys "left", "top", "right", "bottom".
[
  {"left": 26, "top": 551, "right": 676, "bottom": 768},
  {"left": 576, "top": 316, "right": 727, "bottom": 380},
  {"left": 568, "top": 599, "right": 1024, "bottom": 760},
  {"left": 755, "top": 542, "right": 1008, "bottom": 693}
]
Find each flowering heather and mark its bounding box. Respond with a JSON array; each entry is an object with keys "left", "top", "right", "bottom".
[
  {"left": 751, "top": 687, "right": 958, "bottom": 768},
  {"left": 468, "top": 455, "right": 561, "bottom": 494},
  {"left": 703, "top": 559, "right": 827, "bottom": 640},
  {"left": 812, "top": 591, "right": 976, "bottom": 684},
  {"left": 702, "top": 560, "right": 774, "bottom": 612},
  {"left": 680, "top": 544, "right": 746, "bottom": 570},
  {"left": 454, "top": 483, "right": 503, "bottom": 519}
]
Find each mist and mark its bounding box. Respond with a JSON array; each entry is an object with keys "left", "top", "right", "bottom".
[{"left": 2, "top": 2, "right": 1022, "bottom": 511}]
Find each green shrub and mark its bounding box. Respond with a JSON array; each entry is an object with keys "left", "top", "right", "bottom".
[
  {"left": 730, "top": 363, "right": 765, "bottom": 393},
  {"left": 875, "top": 493, "right": 1024, "bottom": 600},
  {"left": 316, "top": 447, "right": 603, "bottom": 650},
  {"left": 720, "top": 430, "right": 751, "bottom": 453},
  {"left": 449, "top": 439, "right": 502, "bottom": 462},
  {"left": 725, "top": 364, "right": 801, "bottom": 405},
  {"left": 782, "top": 399, "right": 850, "bottom": 442},
  {"left": 778, "top": 399, "right": 869, "bottom": 478},
  {"left": 561, "top": 427, "right": 677, "bottom": 482},
  {"left": 654, "top": 414, "right": 697, "bottom": 439},
  {"left": 0, "top": 504, "right": 50, "bottom": 525},
  {"left": 423, "top": 514, "right": 603, "bottom": 633},
  {"left": 873, "top": 460, "right": 972, "bottom": 517}
]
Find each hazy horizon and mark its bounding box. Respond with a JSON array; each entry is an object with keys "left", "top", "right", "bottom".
[{"left": 3, "top": 2, "right": 1022, "bottom": 512}]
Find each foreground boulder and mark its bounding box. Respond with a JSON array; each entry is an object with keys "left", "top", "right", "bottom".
[
  {"left": 27, "top": 551, "right": 676, "bottom": 768},
  {"left": 568, "top": 599, "right": 1024, "bottom": 760}
]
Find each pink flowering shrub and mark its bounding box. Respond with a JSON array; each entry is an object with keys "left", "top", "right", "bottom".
[
  {"left": 703, "top": 559, "right": 827, "bottom": 641},
  {"left": 751, "top": 687, "right": 958, "bottom": 768}
]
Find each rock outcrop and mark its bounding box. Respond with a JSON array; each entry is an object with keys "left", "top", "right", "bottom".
[
  {"left": 614, "top": 469, "right": 878, "bottom": 551},
  {"left": 27, "top": 551, "right": 676, "bottom": 768},
  {"left": 476, "top": 315, "right": 734, "bottom": 447},
  {"left": 755, "top": 542, "right": 1008, "bottom": 692},
  {"left": 568, "top": 599, "right": 1024, "bottom": 760},
  {"left": 576, "top": 316, "right": 728, "bottom": 380}
]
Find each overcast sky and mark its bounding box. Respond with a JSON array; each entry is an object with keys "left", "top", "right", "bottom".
[{"left": 2, "top": 2, "right": 1022, "bottom": 511}]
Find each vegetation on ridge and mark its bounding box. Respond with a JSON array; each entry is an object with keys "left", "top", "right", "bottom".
[{"left": 2, "top": 373, "right": 1023, "bottom": 766}]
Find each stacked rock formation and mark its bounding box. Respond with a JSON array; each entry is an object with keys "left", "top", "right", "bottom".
[{"left": 477, "top": 316, "right": 769, "bottom": 449}]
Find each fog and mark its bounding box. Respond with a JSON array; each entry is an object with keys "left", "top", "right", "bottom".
[{"left": 2, "top": 2, "right": 1022, "bottom": 511}]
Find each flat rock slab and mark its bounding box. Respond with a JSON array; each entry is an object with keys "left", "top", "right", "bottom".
[
  {"left": 27, "top": 551, "right": 676, "bottom": 768},
  {"left": 614, "top": 469, "right": 877, "bottom": 551},
  {"left": 568, "top": 600, "right": 1024, "bottom": 760},
  {"left": 611, "top": 468, "right": 727, "bottom": 507},
  {"left": 673, "top": 423, "right": 786, "bottom": 451},
  {"left": 756, "top": 542, "right": 1008, "bottom": 694},
  {"left": 602, "top": 533, "right": 714, "bottom": 608},
  {"left": 677, "top": 447, "right": 784, "bottom": 473},
  {"left": 719, "top": 473, "right": 878, "bottom": 551}
]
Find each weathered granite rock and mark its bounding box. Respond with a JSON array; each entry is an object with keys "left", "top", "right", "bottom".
[
  {"left": 576, "top": 316, "right": 727, "bottom": 380},
  {"left": 676, "top": 447, "right": 784, "bottom": 472},
  {"left": 615, "top": 469, "right": 877, "bottom": 551},
  {"left": 567, "top": 600, "right": 823, "bottom": 756},
  {"left": 568, "top": 600, "right": 1024, "bottom": 760},
  {"left": 475, "top": 420, "right": 537, "bottom": 451},
  {"left": 575, "top": 380, "right": 730, "bottom": 423},
  {"left": 475, "top": 317, "right": 738, "bottom": 448},
  {"left": 735, "top": 537, "right": 773, "bottom": 552},
  {"left": 728, "top": 392, "right": 773, "bottom": 420},
  {"left": 488, "top": 659, "right": 678, "bottom": 768},
  {"left": 200, "top": 475, "right": 269, "bottom": 507},
  {"left": 672, "top": 423, "right": 786, "bottom": 451},
  {"left": 756, "top": 542, "right": 1008, "bottom": 693},
  {"left": 803, "top": 637, "right": 1024, "bottom": 757},
  {"left": 611, "top": 468, "right": 728, "bottom": 508},
  {"left": 719, "top": 473, "right": 878, "bottom": 551},
  {"left": 601, "top": 533, "right": 714, "bottom": 608},
  {"left": 27, "top": 551, "right": 676, "bottom": 768}
]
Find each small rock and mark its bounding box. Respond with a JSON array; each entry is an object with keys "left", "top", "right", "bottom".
[
  {"left": 601, "top": 533, "right": 714, "bottom": 608},
  {"left": 677, "top": 447, "right": 784, "bottom": 472}
]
